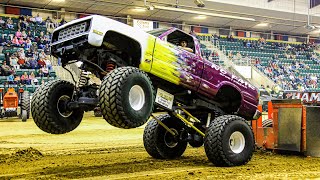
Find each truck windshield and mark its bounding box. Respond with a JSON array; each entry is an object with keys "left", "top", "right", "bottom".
[{"left": 147, "top": 28, "right": 171, "bottom": 37}]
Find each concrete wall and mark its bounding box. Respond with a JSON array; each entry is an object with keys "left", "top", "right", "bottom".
[
  {"left": 0, "top": 6, "right": 5, "bottom": 14},
  {"left": 251, "top": 66, "right": 276, "bottom": 89}
]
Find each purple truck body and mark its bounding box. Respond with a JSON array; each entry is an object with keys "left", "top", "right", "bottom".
[{"left": 156, "top": 28, "right": 260, "bottom": 119}]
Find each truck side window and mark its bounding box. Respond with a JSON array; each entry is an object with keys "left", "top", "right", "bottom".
[{"left": 167, "top": 30, "right": 195, "bottom": 54}]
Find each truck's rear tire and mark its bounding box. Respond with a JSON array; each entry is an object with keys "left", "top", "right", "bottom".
[
  {"left": 21, "top": 91, "right": 30, "bottom": 122},
  {"left": 99, "top": 67, "right": 154, "bottom": 129},
  {"left": 143, "top": 114, "right": 187, "bottom": 159},
  {"left": 204, "top": 115, "right": 254, "bottom": 167},
  {"left": 31, "top": 80, "right": 84, "bottom": 134}
]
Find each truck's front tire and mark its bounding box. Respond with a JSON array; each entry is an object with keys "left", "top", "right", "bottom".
[
  {"left": 31, "top": 80, "right": 84, "bottom": 134},
  {"left": 99, "top": 67, "right": 155, "bottom": 129},
  {"left": 204, "top": 115, "right": 254, "bottom": 167}
]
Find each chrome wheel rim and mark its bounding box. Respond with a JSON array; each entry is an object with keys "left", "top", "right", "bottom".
[
  {"left": 129, "top": 85, "right": 145, "bottom": 111},
  {"left": 229, "top": 131, "right": 245, "bottom": 154},
  {"left": 57, "top": 95, "right": 73, "bottom": 118},
  {"left": 164, "top": 128, "right": 179, "bottom": 148}
]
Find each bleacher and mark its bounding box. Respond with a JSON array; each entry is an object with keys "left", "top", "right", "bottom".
[
  {"left": 217, "top": 37, "right": 320, "bottom": 91},
  {"left": 0, "top": 15, "right": 57, "bottom": 93}
]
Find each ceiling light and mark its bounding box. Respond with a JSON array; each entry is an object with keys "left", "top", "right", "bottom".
[
  {"left": 146, "top": 5, "right": 154, "bottom": 11},
  {"left": 194, "top": 0, "right": 205, "bottom": 7},
  {"left": 308, "top": 29, "right": 320, "bottom": 34},
  {"left": 256, "top": 23, "right": 269, "bottom": 27},
  {"left": 154, "top": 6, "right": 255, "bottom": 21},
  {"left": 194, "top": 15, "right": 207, "bottom": 20},
  {"left": 132, "top": 7, "right": 146, "bottom": 12}
]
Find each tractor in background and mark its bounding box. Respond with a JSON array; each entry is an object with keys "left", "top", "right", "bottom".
[{"left": 0, "top": 86, "right": 30, "bottom": 122}]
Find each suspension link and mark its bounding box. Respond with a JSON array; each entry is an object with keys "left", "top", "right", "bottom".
[
  {"left": 172, "top": 112, "right": 205, "bottom": 137},
  {"left": 151, "top": 114, "right": 176, "bottom": 136}
]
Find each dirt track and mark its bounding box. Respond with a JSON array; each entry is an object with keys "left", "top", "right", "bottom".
[{"left": 1, "top": 113, "right": 320, "bottom": 179}]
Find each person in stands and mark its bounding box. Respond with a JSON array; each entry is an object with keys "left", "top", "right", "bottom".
[
  {"left": 21, "top": 72, "right": 30, "bottom": 85},
  {"left": 1, "top": 61, "right": 13, "bottom": 75}
]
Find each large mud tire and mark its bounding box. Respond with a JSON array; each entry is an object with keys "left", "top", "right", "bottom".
[
  {"left": 31, "top": 80, "right": 84, "bottom": 134},
  {"left": 204, "top": 115, "right": 254, "bottom": 167},
  {"left": 21, "top": 91, "right": 30, "bottom": 122},
  {"left": 99, "top": 67, "right": 154, "bottom": 129},
  {"left": 143, "top": 114, "right": 187, "bottom": 159}
]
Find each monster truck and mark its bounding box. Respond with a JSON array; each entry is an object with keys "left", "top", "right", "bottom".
[{"left": 31, "top": 15, "right": 261, "bottom": 167}]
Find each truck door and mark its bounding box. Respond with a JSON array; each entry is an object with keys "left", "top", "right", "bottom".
[{"left": 150, "top": 30, "right": 204, "bottom": 92}]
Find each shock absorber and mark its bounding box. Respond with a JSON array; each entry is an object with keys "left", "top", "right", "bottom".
[
  {"left": 78, "top": 70, "right": 90, "bottom": 87},
  {"left": 106, "top": 62, "right": 116, "bottom": 73}
]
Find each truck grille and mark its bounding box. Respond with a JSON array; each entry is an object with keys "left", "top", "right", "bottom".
[{"left": 58, "top": 22, "right": 87, "bottom": 41}]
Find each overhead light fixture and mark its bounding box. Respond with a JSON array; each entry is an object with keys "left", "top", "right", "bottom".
[
  {"left": 154, "top": 6, "right": 255, "bottom": 21},
  {"left": 146, "top": 5, "right": 154, "bottom": 10},
  {"left": 194, "top": 15, "right": 207, "bottom": 20},
  {"left": 256, "top": 23, "right": 269, "bottom": 27},
  {"left": 132, "top": 7, "right": 146, "bottom": 12},
  {"left": 194, "top": 0, "right": 205, "bottom": 7},
  {"left": 308, "top": 29, "right": 320, "bottom": 34}
]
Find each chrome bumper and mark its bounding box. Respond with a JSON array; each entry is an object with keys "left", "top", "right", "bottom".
[{"left": 252, "top": 109, "right": 262, "bottom": 120}]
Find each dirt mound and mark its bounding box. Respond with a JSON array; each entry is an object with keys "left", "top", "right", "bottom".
[{"left": 0, "top": 147, "right": 44, "bottom": 163}]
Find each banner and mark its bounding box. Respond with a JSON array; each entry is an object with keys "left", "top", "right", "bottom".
[
  {"left": 133, "top": 19, "right": 153, "bottom": 31},
  {"left": 310, "top": 0, "right": 320, "bottom": 8}
]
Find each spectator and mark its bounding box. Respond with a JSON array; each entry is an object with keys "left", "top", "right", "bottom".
[
  {"left": 25, "top": 37, "right": 32, "bottom": 49},
  {"left": 7, "top": 73, "right": 15, "bottom": 84},
  {"left": 5, "top": 52, "right": 10, "bottom": 65},
  {"left": 0, "top": 17, "right": 5, "bottom": 28},
  {"left": 38, "top": 57, "right": 46, "bottom": 68},
  {"left": 29, "top": 71, "right": 38, "bottom": 85},
  {"left": 44, "top": 32, "right": 51, "bottom": 42},
  {"left": 29, "top": 15, "right": 36, "bottom": 24},
  {"left": 21, "top": 30, "right": 27, "bottom": 39},
  {"left": 17, "top": 57, "right": 26, "bottom": 68},
  {"left": 236, "top": 51, "right": 242, "bottom": 60},
  {"left": 16, "top": 29, "right": 22, "bottom": 38},
  {"left": 265, "top": 85, "right": 272, "bottom": 95},
  {"left": 35, "top": 13, "right": 43, "bottom": 24},
  {"left": 26, "top": 48, "right": 33, "bottom": 58},
  {"left": 14, "top": 75, "right": 21, "bottom": 85},
  {"left": 44, "top": 44, "right": 50, "bottom": 55},
  {"left": 37, "top": 39, "right": 46, "bottom": 49},
  {"left": 11, "top": 36, "right": 20, "bottom": 47},
  {"left": 18, "top": 15, "right": 24, "bottom": 21},
  {"left": 23, "top": 18, "right": 29, "bottom": 30},
  {"left": 21, "top": 72, "right": 30, "bottom": 85},
  {"left": 18, "top": 37, "right": 25, "bottom": 48},
  {"left": 6, "top": 17, "right": 13, "bottom": 29},
  {"left": 45, "top": 16, "right": 54, "bottom": 29},
  {"left": 227, "top": 35, "right": 235, "bottom": 42},
  {"left": 213, "top": 33, "right": 220, "bottom": 44},
  {"left": 42, "top": 65, "right": 49, "bottom": 77},
  {"left": 27, "top": 31, "right": 34, "bottom": 41},
  {"left": 38, "top": 68, "right": 44, "bottom": 77},
  {"left": 10, "top": 54, "right": 19, "bottom": 69},
  {"left": 29, "top": 57, "right": 38, "bottom": 69},
  {"left": 18, "top": 49, "right": 26, "bottom": 60},
  {"left": 52, "top": 16, "right": 59, "bottom": 28},
  {"left": 1, "top": 61, "right": 13, "bottom": 76},
  {"left": 227, "top": 50, "right": 233, "bottom": 59},
  {"left": 45, "top": 58, "right": 52, "bottom": 70}
]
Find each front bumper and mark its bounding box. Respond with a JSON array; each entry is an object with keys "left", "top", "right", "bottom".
[{"left": 252, "top": 109, "right": 262, "bottom": 120}]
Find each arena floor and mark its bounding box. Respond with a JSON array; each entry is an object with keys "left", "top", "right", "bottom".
[{"left": 0, "top": 113, "right": 320, "bottom": 179}]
